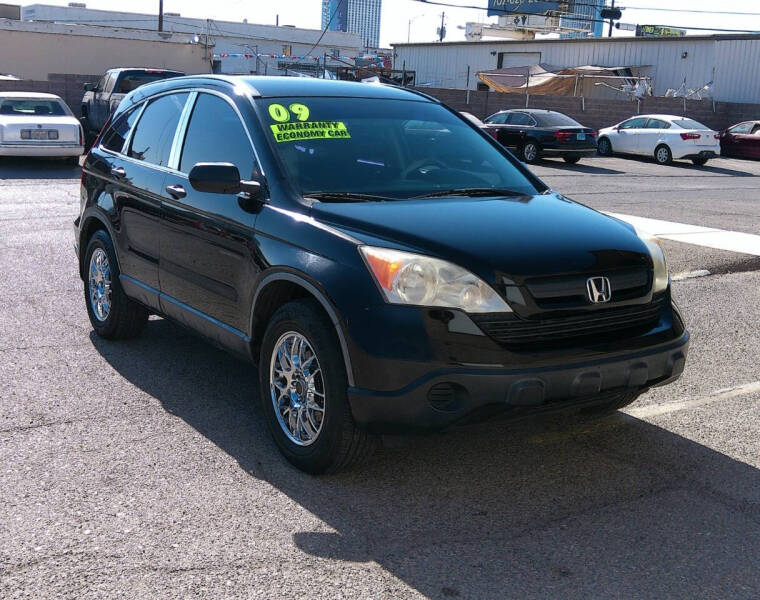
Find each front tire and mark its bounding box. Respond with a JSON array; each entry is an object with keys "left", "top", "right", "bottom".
[
  {"left": 83, "top": 230, "right": 148, "bottom": 339},
  {"left": 520, "top": 141, "right": 540, "bottom": 164},
  {"left": 597, "top": 137, "right": 613, "bottom": 156},
  {"left": 655, "top": 144, "right": 673, "bottom": 165},
  {"left": 259, "top": 299, "right": 376, "bottom": 474}
]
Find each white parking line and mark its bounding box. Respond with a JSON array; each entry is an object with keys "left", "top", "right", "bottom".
[
  {"left": 626, "top": 381, "right": 760, "bottom": 419},
  {"left": 606, "top": 213, "right": 760, "bottom": 256}
]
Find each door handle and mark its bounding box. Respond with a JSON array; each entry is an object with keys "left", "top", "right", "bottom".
[
  {"left": 110, "top": 166, "right": 126, "bottom": 179},
  {"left": 165, "top": 184, "right": 187, "bottom": 199}
]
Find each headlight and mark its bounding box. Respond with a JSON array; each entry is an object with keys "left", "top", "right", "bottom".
[
  {"left": 359, "top": 246, "right": 512, "bottom": 313},
  {"left": 638, "top": 231, "right": 669, "bottom": 293}
]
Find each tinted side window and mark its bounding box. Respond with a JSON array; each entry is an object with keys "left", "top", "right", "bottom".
[
  {"left": 508, "top": 112, "right": 535, "bottom": 126},
  {"left": 179, "top": 93, "right": 255, "bottom": 177},
  {"left": 486, "top": 113, "right": 507, "bottom": 124},
  {"left": 128, "top": 93, "right": 188, "bottom": 167},
  {"left": 646, "top": 119, "right": 670, "bottom": 129},
  {"left": 729, "top": 123, "right": 753, "bottom": 134},
  {"left": 620, "top": 117, "right": 647, "bottom": 130},
  {"left": 101, "top": 106, "right": 141, "bottom": 153}
]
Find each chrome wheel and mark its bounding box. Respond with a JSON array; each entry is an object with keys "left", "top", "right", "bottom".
[
  {"left": 523, "top": 143, "right": 538, "bottom": 162},
  {"left": 88, "top": 247, "right": 111, "bottom": 322},
  {"left": 269, "top": 331, "right": 325, "bottom": 446}
]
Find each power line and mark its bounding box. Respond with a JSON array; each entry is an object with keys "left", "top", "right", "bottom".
[
  {"left": 304, "top": 0, "right": 346, "bottom": 58},
  {"left": 402, "top": 0, "right": 760, "bottom": 34}
]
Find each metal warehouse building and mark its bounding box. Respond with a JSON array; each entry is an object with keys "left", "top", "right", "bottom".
[{"left": 393, "top": 34, "right": 760, "bottom": 103}]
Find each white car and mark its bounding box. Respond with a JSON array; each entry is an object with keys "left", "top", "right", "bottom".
[
  {"left": 0, "top": 92, "right": 84, "bottom": 163},
  {"left": 597, "top": 114, "right": 720, "bottom": 166}
]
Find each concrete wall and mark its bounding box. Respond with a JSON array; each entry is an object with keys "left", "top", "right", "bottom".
[
  {"left": 420, "top": 87, "right": 760, "bottom": 133},
  {"left": 0, "top": 19, "right": 212, "bottom": 81},
  {"left": 394, "top": 35, "right": 760, "bottom": 103}
]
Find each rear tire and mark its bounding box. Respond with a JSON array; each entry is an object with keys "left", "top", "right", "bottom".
[
  {"left": 692, "top": 157, "right": 709, "bottom": 166},
  {"left": 259, "top": 299, "right": 377, "bottom": 474},
  {"left": 655, "top": 144, "right": 673, "bottom": 165},
  {"left": 83, "top": 230, "right": 148, "bottom": 339},
  {"left": 520, "top": 141, "right": 540, "bottom": 164},
  {"left": 563, "top": 155, "right": 581, "bottom": 164},
  {"left": 597, "top": 137, "right": 613, "bottom": 156}
]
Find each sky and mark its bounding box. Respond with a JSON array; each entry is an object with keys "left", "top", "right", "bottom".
[{"left": 31, "top": 0, "right": 760, "bottom": 47}]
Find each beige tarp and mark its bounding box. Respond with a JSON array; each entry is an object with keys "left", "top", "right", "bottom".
[{"left": 477, "top": 64, "right": 640, "bottom": 96}]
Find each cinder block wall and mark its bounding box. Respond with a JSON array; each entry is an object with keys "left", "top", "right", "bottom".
[
  {"left": 417, "top": 87, "right": 760, "bottom": 132},
  {"left": 0, "top": 74, "right": 100, "bottom": 117}
]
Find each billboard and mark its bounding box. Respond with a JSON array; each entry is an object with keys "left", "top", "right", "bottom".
[{"left": 487, "top": 1, "right": 562, "bottom": 17}]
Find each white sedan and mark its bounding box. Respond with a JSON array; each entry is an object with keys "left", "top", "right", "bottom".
[
  {"left": 0, "top": 92, "right": 84, "bottom": 163},
  {"left": 597, "top": 114, "right": 720, "bottom": 166}
]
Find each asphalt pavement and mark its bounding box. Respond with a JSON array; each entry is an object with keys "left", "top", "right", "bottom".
[{"left": 1, "top": 154, "right": 759, "bottom": 599}]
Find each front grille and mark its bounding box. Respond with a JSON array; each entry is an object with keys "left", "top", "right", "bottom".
[
  {"left": 524, "top": 267, "right": 651, "bottom": 309},
  {"left": 472, "top": 295, "right": 667, "bottom": 350}
]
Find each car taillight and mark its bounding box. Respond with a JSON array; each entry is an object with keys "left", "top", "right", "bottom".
[
  {"left": 488, "top": 129, "right": 498, "bottom": 139},
  {"left": 554, "top": 131, "right": 573, "bottom": 139},
  {"left": 680, "top": 133, "right": 701, "bottom": 140},
  {"left": 589, "top": 131, "right": 596, "bottom": 137},
  {"left": 78, "top": 126, "right": 83, "bottom": 146},
  {"left": 714, "top": 133, "right": 720, "bottom": 139}
]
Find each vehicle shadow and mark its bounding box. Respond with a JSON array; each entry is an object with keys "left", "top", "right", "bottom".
[
  {"left": 533, "top": 159, "right": 626, "bottom": 175},
  {"left": 619, "top": 155, "right": 756, "bottom": 177},
  {"left": 91, "top": 320, "right": 760, "bottom": 598},
  {"left": 0, "top": 157, "right": 80, "bottom": 180}
]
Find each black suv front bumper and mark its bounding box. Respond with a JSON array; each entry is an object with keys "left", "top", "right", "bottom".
[{"left": 348, "top": 330, "right": 688, "bottom": 430}]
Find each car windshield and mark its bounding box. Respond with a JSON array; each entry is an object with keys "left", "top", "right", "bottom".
[
  {"left": 117, "top": 73, "right": 178, "bottom": 93},
  {"left": 535, "top": 113, "right": 581, "bottom": 127},
  {"left": 257, "top": 96, "right": 539, "bottom": 200},
  {"left": 672, "top": 118, "right": 709, "bottom": 130},
  {"left": 0, "top": 98, "right": 68, "bottom": 116}
]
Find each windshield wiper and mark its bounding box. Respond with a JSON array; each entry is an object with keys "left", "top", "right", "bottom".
[
  {"left": 305, "top": 191, "right": 394, "bottom": 203},
  {"left": 411, "top": 188, "right": 526, "bottom": 199}
]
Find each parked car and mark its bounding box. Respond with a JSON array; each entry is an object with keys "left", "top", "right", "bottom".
[
  {"left": 481, "top": 109, "right": 597, "bottom": 164},
  {"left": 719, "top": 121, "right": 760, "bottom": 160},
  {"left": 597, "top": 114, "right": 720, "bottom": 166},
  {"left": 0, "top": 92, "right": 83, "bottom": 163},
  {"left": 81, "top": 68, "right": 184, "bottom": 138},
  {"left": 460, "top": 111, "right": 485, "bottom": 127},
  {"left": 75, "top": 76, "right": 689, "bottom": 474}
]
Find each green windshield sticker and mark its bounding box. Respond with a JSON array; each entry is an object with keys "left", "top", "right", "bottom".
[
  {"left": 268, "top": 102, "right": 311, "bottom": 122},
  {"left": 270, "top": 121, "right": 351, "bottom": 143}
]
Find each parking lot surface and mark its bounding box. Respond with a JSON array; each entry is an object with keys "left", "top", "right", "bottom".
[{"left": 1, "top": 155, "right": 759, "bottom": 599}]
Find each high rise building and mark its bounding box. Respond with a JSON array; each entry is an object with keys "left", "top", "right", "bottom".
[
  {"left": 560, "top": 0, "right": 605, "bottom": 38},
  {"left": 321, "top": 0, "right": 382, "bottom": 49}
]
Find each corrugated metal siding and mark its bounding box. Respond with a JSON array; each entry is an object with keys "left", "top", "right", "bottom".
[{"left": 396, "top": 37, "right": 760, "bottom": 102}]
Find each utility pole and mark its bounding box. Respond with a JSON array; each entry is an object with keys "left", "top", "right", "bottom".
[
  {"left": 438, "top": 12, "right": 445, "bottom": 42},
  {"left": 158, "top": 0, "right": 163, "bottom": 32},
  {"left": 608, "top": 0, "right": 615, "bottom": 37}
]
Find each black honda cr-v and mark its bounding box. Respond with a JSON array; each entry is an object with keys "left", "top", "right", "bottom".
[{"left": 74, "top": 76, "right": 689, "bottom": 473}]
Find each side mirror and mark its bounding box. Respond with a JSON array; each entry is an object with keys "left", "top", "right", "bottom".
[
  {"left": 84, "top": 83, "right": 94, "bottom": 92},
  {"left": 188, "top": 162, "right": 262, "bottom": 199}
]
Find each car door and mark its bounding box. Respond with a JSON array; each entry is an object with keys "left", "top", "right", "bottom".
[
  {"left": 93, "top": 72, "right": 116, "bottom": 131},
  {"left": 638, "top": 118, "right": 671, "bottom": 155},
  {"left": 483, "top": 112, "right": 508, "bottom": 144},
  {"left": 159, "top": 91, "right": 262, "bottom": 336},
  {"left": 725, "top": 123, "right": 756, "bottom": 158},
  {"left": 614, "top": 117, "right": 648, "bottom": 154},
  {"left": 503, "top": 111, "right": 535, "bottom": 149},
  {"left": 102, "top": 92, "right": 189, "bottom": 296}
]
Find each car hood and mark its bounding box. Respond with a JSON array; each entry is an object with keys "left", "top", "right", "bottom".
[{"left": 310, "top": 192, "right": 652, "bottom": 284}]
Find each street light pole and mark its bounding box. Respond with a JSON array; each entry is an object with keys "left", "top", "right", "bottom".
[{"left": 158, "top": 0, "right": 163, "bottom": 32}]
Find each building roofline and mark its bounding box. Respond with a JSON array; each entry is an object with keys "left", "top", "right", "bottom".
[{"left": 391, "top": 33, "right": 760, "bottom": 48}]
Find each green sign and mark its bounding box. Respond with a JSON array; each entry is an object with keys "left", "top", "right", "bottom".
[{"left": 636, "top": 24, "right": 686, "bottom": 37}]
